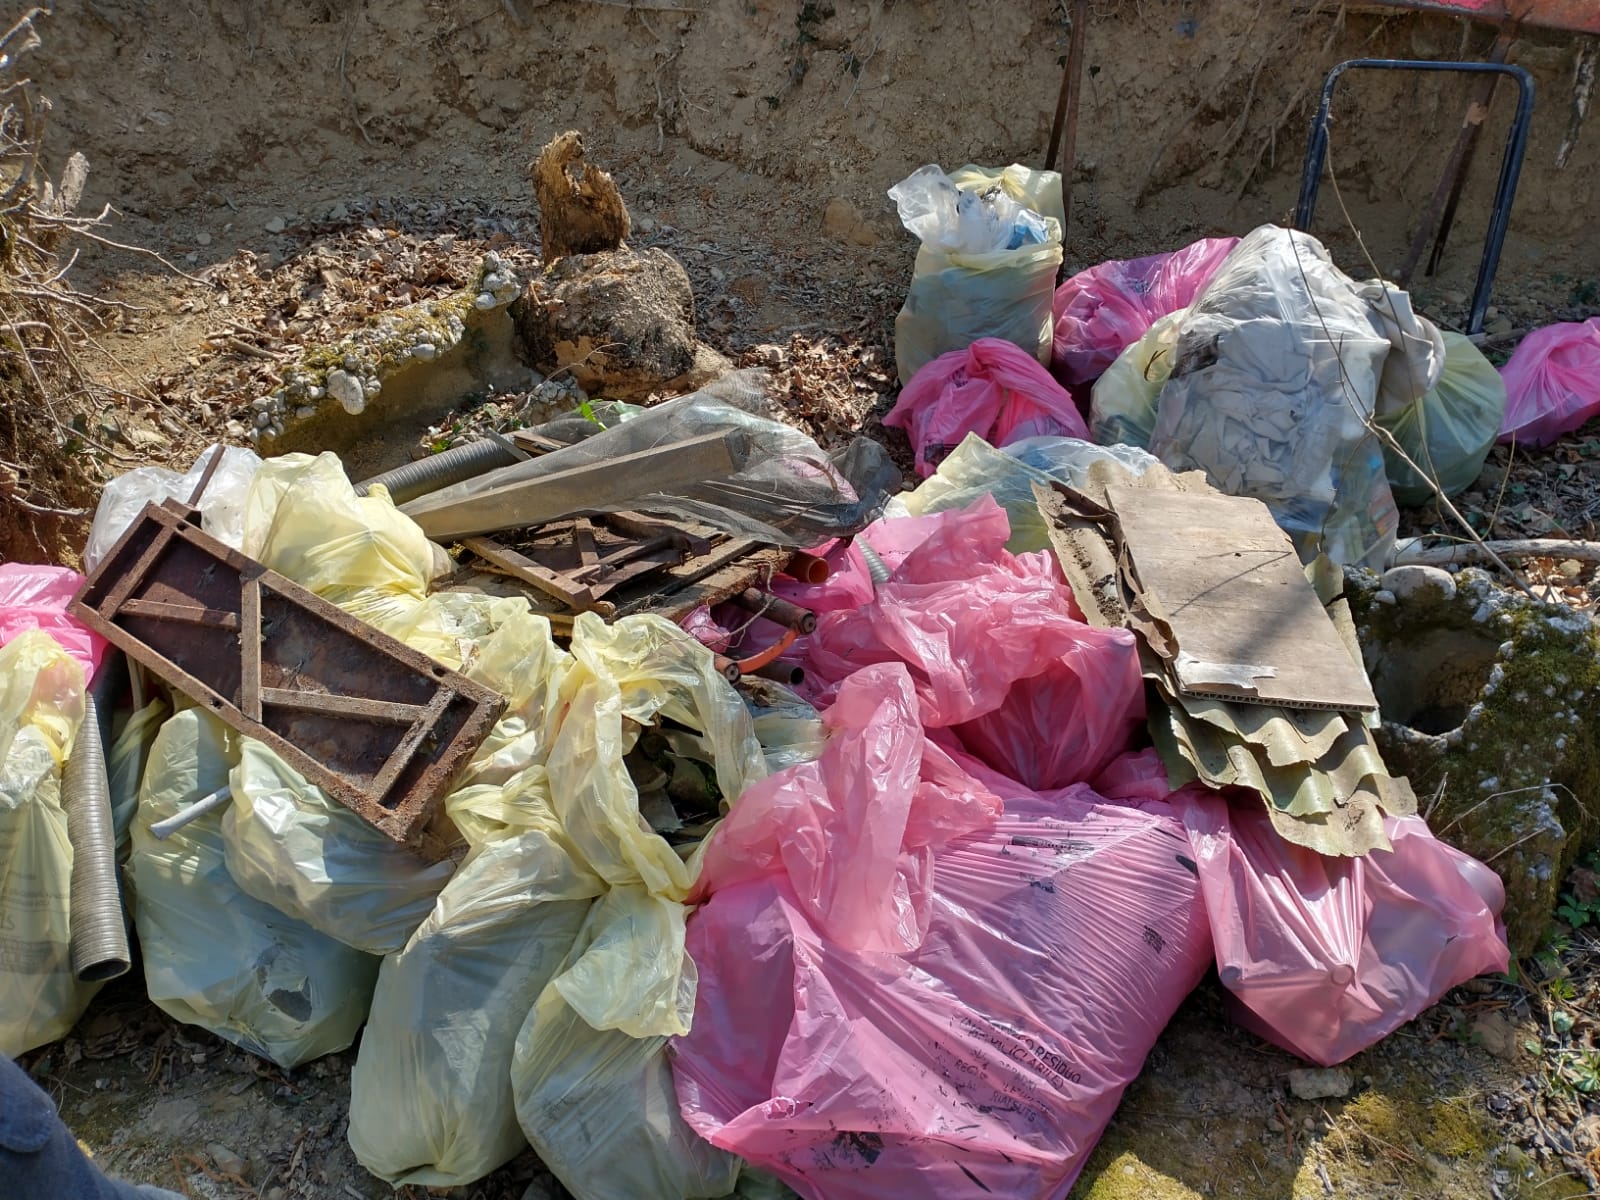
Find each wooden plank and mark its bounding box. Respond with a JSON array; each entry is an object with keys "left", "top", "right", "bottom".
[
  {"left": 404, "top": 430, "right": 747, "bottom": 540},
  {"left": 462, "top": 536, "right": 615, "bottom": 615},
  {"left": 606, "top": 511, "right": 712, "bottom": 554},
  {"left": 581, "top": 544, "right": 687, "bottom": 595},
  {"left": 120, "top": 598, "right": 241, "bottom": 630},
  {"left": 259, "top": 687, "right": 427, "bottom": 724}
]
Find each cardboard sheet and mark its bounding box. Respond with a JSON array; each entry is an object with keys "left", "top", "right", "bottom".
[{"left": 1105, "top": 485, "right": 1378, "bottom": 712}]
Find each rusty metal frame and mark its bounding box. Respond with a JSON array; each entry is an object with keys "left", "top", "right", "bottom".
[{"left": 71, "top": 500, "right": 504, "bottom": 853}]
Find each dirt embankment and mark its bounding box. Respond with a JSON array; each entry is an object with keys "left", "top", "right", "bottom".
[{"left": 36, "top": 1, "right": 1600, "bottom": 290}]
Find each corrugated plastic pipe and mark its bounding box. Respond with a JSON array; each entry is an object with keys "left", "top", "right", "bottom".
[
  {"left": 61, "top": 655, "right": 131, "bottom": 982},
  {"left": 354, "top": 438, "right": 521, "bottom": 506},
  {"left": 859, "top": 542, "right": 891, "bottom": 587}
]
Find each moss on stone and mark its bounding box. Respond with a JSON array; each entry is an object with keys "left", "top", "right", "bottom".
[{"left": 1348, "top": 566, "right": 1600, "bottom": 952}]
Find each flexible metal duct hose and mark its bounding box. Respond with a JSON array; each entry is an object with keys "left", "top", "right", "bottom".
[
  {"left": 859, "top": 542, "right": 891, "bottom": 587},
  {"left": 62, "top": 655, "right": 131, "bottom": 982},
  {"left": 354, "top": 439, "right": 521, "bottom": 506}
]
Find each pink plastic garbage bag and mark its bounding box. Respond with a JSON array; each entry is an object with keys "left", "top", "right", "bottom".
[
  {"left": 1179, "top": 792, "right": 1509, "bottom": 1066},
  {"left": 1050, "top": 236, "right": 1238, "bottom": 387},
  {"left": 1498, "top": 317, "right": 1600, "bottom": 447},
  {"left": 673, "top": 666, "right": 1213, "bottom": 1200},
  {"left": 806, "top": 497, "right": 1143, "bottom": 791},
  {"left": 885, "top": 338, "right": 1090, "bottom": 478},
  {"left": 0, "top": 563, "right": 105, "bottom": 682}
]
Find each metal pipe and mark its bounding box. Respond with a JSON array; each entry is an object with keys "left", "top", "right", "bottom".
[
  {"left": 750, "top": 660, "right": 804, "bottom": 686},
  {"left": 1293, "top": 58, "right": 1535, "bottom": 337},
  {"left": 148, "top": 785, "right": 232, "bottom": 841},
  {"left": 731, "top": 588, "right": 816, "bottom": 635},
  {"left": 353, "top": 438, "right": 522, "bottom": 506},
  {"left": 61, "top": 656, "right": 131, "bottom": 982}
]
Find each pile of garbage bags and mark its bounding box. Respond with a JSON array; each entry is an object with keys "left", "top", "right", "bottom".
[
  {"left": 0, "top": 187, "right": 1536, "bottom": 1200},
  {"left": 886, "top": 184, "right": 1509, "bottom": 568}
]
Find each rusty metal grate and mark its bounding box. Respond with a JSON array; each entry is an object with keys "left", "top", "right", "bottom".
[{"left": 71, "top": 500, "right": 504, "bottom": 854}]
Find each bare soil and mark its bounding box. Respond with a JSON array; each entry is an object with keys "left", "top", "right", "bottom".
[{"left": 10, "top": 1, "right": 1600, "bottom": 1198}]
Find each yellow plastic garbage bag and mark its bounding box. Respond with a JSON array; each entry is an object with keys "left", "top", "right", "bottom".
[
  {"left": 1089, "top": 306, "right": 1187, "bottom": 449},
  {"left": 347, "top": 819, "right": 603, "bottom": 1187},
  {"left": 130, "top": 708, "right": 380, "bottom": 1068},
  {"left": 545, "top": 612, "right": 766, "bottom": 1038},
  {"left": 1377, "top": 330, "right": 1508, "bottom": 506},
  {"left": 222, "top": 738, "right": 456, "bottom": 956},
  {"left": 0, "top": 630, "right": 96, "bottom": 1057},
  {"left": 240, "top": 451, "right": 446, "bottom": 628},
  {"left": 511, "top": 891, "right": 741, "bottom": 1200}
]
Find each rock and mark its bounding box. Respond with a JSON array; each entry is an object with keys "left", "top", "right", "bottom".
[
  {"left": 1485, "top": 305, "right": 1500, "bottom": 321},
  {"left": 325, "top": 369, "right": 365, "bottom": 415},
  {"left": 1473, "top": 1011, "right": 1526, "bottom": 1062},
  {"left": 1488, "top": 317, "right": 1514, "bottom": 337},
  {"left": 195, "top": 231, "right": 212, "bottom": 247},
  {"left": 410, "top": 342, "right": 437, "bottom": 361},
  {"left": 531, "top": 130, "right": 630, "bottom": 260},
  {"left": 511, "top": 246, "right": 708, "bottom": 400},
  {"left": 821, "top": 197, "right": 878, "bottom": 246},
  {"left": 327, "top": 202, "right": 349, "bottom": 221},
  {"left": 264, "top": 216, "right": 286, "bottom": 234},
  {"left": 1266, "top": 1116, "right": 1285, "bottom": 1133},
  {"left": 1348, "top": 564, "right": 1600, "bottom": 953},
  {"left": 1288, "top": 1067, "right": 1354, "bottom": 1100},
  {"left": 125, "top": 426, "right": 171, "bottom": 450},
  {"left": 750, "top": 342, "right": 788, "bottom": 369},
  {"left": 207, "top": 1143, "right": 246, "bottom": 1176},
  {"left": 1380, "top": 564, "right": 1456, "bottom": 604},
  {"left": 1440, "top": 289, "right": 1469, "bottom": 306},
  {"left": 146, "top": 1097, "right": 199, "bottom": 1136}
]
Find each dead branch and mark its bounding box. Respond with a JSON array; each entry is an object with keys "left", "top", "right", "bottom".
[{"left": 1390, "top": 539, "right": 1600, "bottom": 569}]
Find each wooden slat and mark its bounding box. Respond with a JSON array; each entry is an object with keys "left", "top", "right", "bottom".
[
  {"left": 239, "top": 575, "right": 262, "bottom": 722},
  {"left": 367, "top": 688, "right": 456, "bottom": 803},
  {"left": 463, "top": 536, "right": 614, "bottom": 615},
  {"left": 404, "top": 430, "right": 747, "bottom": 540},
  {"left": 260, "top": 687, "right": 427, "bottom": 725},
  {"left": 120, "top": 598, "right": 241, "bottom": 630}
]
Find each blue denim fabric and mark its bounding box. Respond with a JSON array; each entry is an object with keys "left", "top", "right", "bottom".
[{"left": 1, "top": 1053, "right": 185, "bottom": 1199}]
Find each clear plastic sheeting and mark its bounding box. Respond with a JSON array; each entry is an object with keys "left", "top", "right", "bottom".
[
  {"left": 223, "top": 739, "right": 456, "bottom": 957},
  {"left": 83, "top": 444, "right": 262, "bottom": 572},
  {"left": 1181, "top": 791, "right": 1508, "bottom": 1066},
  {"left": 1377, "top": 331, "right": 1507, "bottom": 505},
  {"left": 0, "top": 631, "right": 96, "bottom": 1057},
  {"left": 403, "top": 372, "right": 899, "bottom": 547},
  {"left": 900, "top": 433, "right": 1157, "bottom": 554},
  {"left": 889, "top": 164, "right": 1064, "bottom": 385},
  {"left": 1149, "top": 225, "right": 1399, "bottom": 567},
  {"left": 130, "top": 708, "right": 380, "bottom": 1069}
]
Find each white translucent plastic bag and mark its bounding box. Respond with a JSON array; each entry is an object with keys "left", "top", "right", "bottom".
[
  {"left": 84, "top": 444, "right": 261, "bottom": 571},
  {"left": 130, "top": 708, "right": 380, "bottom": 1068},
  {"left": 0, "top": 631, "right": 96, "bottom": 1057},
  {"left": 1151, "top": 226, "right": 1398, "bottom": 567},
  {"left": 890, "top": 164, "right": 1064, "bottom": 384}
]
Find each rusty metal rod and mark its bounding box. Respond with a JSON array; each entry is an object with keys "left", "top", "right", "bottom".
[
  {"left": 731, "top": 588, "right": 816, "bottom": 635},
  {"left": 1044, "top": 0, "right": 1089, "bottom": 242}
]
